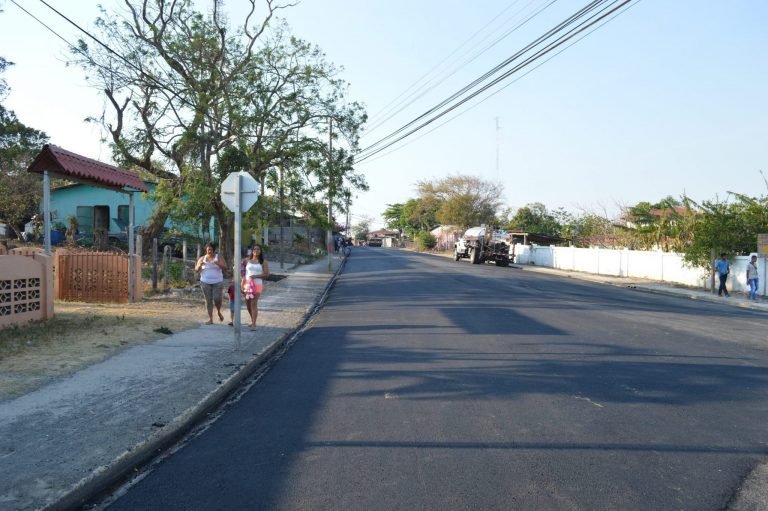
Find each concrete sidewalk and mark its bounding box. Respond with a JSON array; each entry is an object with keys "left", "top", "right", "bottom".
[{"left": 0, "top": 255, "right": 343, "bottom": 511}]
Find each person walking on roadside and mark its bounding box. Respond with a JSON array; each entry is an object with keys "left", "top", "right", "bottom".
[
  {"left": 242, "top": 243, "right": 270, "bottom": 331},
  {"left": 746, "top": 254, "right": 759, "bottom": 301},
  {"left": 715, "top": 252, "right": 731, "bottom": 297},
  {"left": 195, "top": 243, "right": 227, "bottom": 324}
]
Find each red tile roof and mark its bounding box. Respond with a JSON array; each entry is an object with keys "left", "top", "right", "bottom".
[{"left": 27, "top": 144, "right": 148, "bottom": 192}]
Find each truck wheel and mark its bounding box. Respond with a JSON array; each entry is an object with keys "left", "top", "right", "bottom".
[
  {"left": 470, "top": 248, "right": 480, "bottom": 264},
  {"left": 497, "top": 259, "right": 509, "bottom": 267},
  {"left": 454, "top": 249, "right": 460, "bottom": 261}
]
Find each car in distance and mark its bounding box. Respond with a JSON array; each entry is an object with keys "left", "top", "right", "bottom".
[{"left": 368, "top": 237, "right": 383, "bottom": 247}]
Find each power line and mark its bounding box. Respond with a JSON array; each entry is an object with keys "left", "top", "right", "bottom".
[
  {"left": 356, "top": 0, "right": 634, "bottom": 164},
  {"left": 364, "top": 0, "right": 560, "bottom": 137},
  {"left": 357, "top": 0, "right": 640, "bottom": 166},
  {"left": 358, "top": 0, "right": 609, "bottom": 158},
  {"left": 8, "top": 0, "right": 77, "bottom": 48}
]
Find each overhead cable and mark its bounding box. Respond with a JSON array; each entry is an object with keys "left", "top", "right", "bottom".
[
  {"left": 364, "top": 0, "right": 556, "bottom": 136},
  {"left": 356, "top": 0, "right": 634, "bottom": 163},
  {"left": 358, "top": 0, "right": 642, "bottom": 166}
]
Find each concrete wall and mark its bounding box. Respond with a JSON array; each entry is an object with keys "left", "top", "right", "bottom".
[
  {"left": 0, "top": 251, "right": 54, "bottom": 329},
  {"left": 513, "top": 244, "right": 767, "bottom": 297}
]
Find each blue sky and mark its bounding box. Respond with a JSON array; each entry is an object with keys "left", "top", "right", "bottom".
[{"left": 1, "top": 0, "right": 767, "bottom": 230}]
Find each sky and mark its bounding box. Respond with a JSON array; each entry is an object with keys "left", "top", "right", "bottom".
[{"left": 1, "top": 0, "right": 767, "bottom": 230}]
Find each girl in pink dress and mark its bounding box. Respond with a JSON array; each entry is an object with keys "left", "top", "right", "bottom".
[{"left": 242, "top": 244, "right": 269, "bottom": 330}]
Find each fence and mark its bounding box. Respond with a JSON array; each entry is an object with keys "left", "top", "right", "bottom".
[
  {"left": 0, "top": 250, "right": 54, "bottom": 328},
  {"left": 513, "top": 244, "right": 767, "bottom": 297},
  {"left": 54, "top": 249, "right": 142, "bottom": 303}
]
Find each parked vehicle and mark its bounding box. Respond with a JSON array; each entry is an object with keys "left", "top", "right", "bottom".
[
  {"left": 368, "top": 237, "right": 383, "bottom": 247},
  {"left": 454, "top": 226, "right": 512, "bottom": 266}
]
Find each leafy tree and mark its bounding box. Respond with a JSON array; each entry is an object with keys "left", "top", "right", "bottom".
[
  {"left": 569, "top": 213, "right": 620, "bottom": 247},
  {"left": 683, "top": 194, "right": 768, "bottom": 269},
  {"left": 620, "top": 196, "right": 692, "bottom": 251},
  {"left": 73, "top": 1, "right": 367, "bottom": 260},
  {"left": 401, "top": 197, "right": 438, "bottom": 238},
  {"left": 416, "top": 175, "right": 502, "bottom": 229},
  {"left": 0, "top": 57, "right": 49, "bottom": 239},
  {"left": 352, "top": 216, "right": 371, "bottom": 242},
  {"left": 415, "top": 231, "right": 436, "bottom": 251},
  {"left": 507, "top": 203, "right": 561, "bottom": 236},
  {"left": 382, "top": 202, "right": 406, "bottom": 233}
]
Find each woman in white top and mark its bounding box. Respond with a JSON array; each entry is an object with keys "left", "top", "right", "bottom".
[
  {"left": 242, "top": 244, "right": 269, "bottom": 330},
  {"left": 195, "top": 243, "right": 227, "bottom": 324}
]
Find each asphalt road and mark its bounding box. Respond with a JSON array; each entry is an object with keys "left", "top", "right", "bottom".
[{"left": 100, "top": 247, "right": 768, "bottom": 511}]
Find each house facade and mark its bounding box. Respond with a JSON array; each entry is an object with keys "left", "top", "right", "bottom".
[
  {"left": 48, "top": 182, "right": 213, "bottom": 240},
  {"left": 430, "top": 225, "right": 462, "bottom": 251}
]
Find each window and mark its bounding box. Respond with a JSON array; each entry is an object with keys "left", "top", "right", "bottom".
[
  {"left": 117, "top": 205, "right": 130, "bottom": 231},
  {"left": 76, "top": 206, "right": 94, "bottom": 234}
]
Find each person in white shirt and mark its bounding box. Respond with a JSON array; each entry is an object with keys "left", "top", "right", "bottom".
[
  {"left": 242, "top": 244, "right": 270, "bottom": 330},
  {"left": 195, "top": 243, "right": 227, "bottom": 324},
  {"left": 746, "top": 254, "right": 759, "bottom": 301}
]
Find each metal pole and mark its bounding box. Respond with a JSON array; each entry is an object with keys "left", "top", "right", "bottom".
[
  {"left": 279, "top": 163, "right": 285, "bottom": 270},
  {"left": 43, "top": 171, "right": 51, "bottom": 255},
  {"left": 495, "top": 117, "right": 500, "bottom": 183},
  {"left": 152, "top": 238, "right": 158, "bottom": 290},
  {"left": 328, "top": 117, "right": 333, "bottom": 272},
  {"left": 128, "top": 192, "right": 135, "bottom": 303},
  {"left": 233, "top": 173, "right": 242, "bottom": 350}
]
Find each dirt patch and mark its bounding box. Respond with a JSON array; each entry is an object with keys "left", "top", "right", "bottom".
[{"left": 0, "top": 292, "right": 212, "bottom": 400}]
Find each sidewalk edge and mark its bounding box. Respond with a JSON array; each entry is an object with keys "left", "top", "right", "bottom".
[{"left": 42, "top": 258, "right": 346, "bottom": 511}]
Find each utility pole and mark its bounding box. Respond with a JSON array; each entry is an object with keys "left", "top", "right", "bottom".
[
  {"left": 327, "top": 117, "right": 333, "bottom": 272},
  {"left": 345, "top": 188, "right": 351, "bottom": 241},
  {"left": 495, "top": 117, "right": 501, "bottom": 183},
  {"left": 279, "top": 162, "right": 284, "bottom": 269}
]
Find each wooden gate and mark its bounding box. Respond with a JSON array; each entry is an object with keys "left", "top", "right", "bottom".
[{"left": 54, "top": 249, "right": 142, "bottom": 303}]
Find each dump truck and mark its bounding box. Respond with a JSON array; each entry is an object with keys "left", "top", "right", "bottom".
[{"left": 453, "top": 226, "right": 513, "bottom": 266}]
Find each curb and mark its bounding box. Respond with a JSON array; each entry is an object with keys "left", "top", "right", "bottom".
[{"left": 43, "top": 257, "right": 347, "bottom": 511}]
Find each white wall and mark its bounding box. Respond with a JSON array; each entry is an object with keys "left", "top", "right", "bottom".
[{"left": 512, "top": 244, "right": 766, "bottom": 297}]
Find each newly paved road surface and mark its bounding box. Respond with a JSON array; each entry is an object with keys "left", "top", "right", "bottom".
[{"left": 100, "top": 248, "right": 768, "bottom": 510}]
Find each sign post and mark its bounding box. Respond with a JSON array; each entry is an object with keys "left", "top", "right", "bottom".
[{"left": 221, "top": 171, "right": 259, "bottom": 350}]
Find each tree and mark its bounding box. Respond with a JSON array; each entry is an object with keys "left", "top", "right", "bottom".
[
  {"left": 382, "top": 203, "right": 406, "bottom": 233},
  {"left": 352, "top": 216, "right": 371, "bottom": 242},
  {"left": 401, "top": 197, "right": 438, "bottom": 238},
  {"left": 507, "top": 202, "right": 561, "bottom": 236},
  {"left": 0, "top": 57, "right": 49, "bottom": 239},
  {"left": 414, "top": 231, "right": 436, "bottom": 251},
  {"left": 683, "top": 194, "right": 768, "bottom": 269},
  {"left": 620, "top": 196, "right": 692, "bottom": 251},
  {"left": 74, "top": 1, "right": 367, "bottom": 260},
  {"left": 416, "top": 175, "right": 502, "bottom": 229}
]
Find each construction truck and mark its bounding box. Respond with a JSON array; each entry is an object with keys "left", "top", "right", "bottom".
[{"left": 454, "top": 226, "right": 513, "bottom": 267}]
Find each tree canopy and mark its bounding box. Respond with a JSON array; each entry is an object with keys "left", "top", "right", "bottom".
[
  {"left": 0, "top": 57, "right": 49, "bottom": 239},
  {"left": 416, "top": 175, "right": 503, "bottom": 229},
  {"left": 73, "top": 0, "right": 367, "bottom": 257}
]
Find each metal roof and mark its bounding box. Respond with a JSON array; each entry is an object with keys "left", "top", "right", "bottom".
[{"left": 27, "top": 144, "right": 148, "bottom": 193}]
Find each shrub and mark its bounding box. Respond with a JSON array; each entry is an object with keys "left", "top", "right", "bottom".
[{"left": 415, "top": 231, "right": 436, "bottom": 251}]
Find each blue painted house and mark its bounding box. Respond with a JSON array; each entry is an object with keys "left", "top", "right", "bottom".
[{"left": 49, "top": 181, "right": 214, "bottom": 240}]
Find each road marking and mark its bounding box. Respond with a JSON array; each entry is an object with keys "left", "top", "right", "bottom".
[{"left": 574, "top": 396, "right": 604, "bottom": 408}]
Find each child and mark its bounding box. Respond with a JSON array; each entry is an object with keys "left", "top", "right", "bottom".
[{"left": 226, "top": 278, "right": 235, "bottom": 326}]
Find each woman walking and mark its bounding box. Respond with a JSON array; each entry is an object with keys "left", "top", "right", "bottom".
[
  {"left": 195, "top": 243, "right": 227, "bottom": 324},
  {"left": 242, "top": 244, "right": 270, "bottom": 330},
  {"left": 746, "top": 254, "right": 759, "bottom": 301}
]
